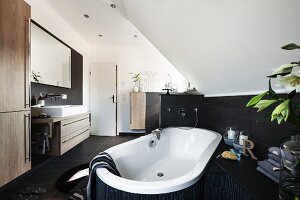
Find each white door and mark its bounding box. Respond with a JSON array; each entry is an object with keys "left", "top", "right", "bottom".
[{"left": 90, "top": 63, "right": 117, "bottom": 136}]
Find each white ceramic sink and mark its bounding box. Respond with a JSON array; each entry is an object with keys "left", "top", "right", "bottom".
[{"left": 31, "top": 105, "right": 88, "bottom": 117}]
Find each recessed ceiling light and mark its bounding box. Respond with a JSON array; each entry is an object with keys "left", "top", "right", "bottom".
[
  {"left": 110, "top": 3, "right": 116, "bottom": 8},
  {"left": 98, "top": 34, "right": 103, "bottom": 37},
  {"left": 133, "top": 35, "right": 138, "bottom": 38},
  {"left": 84, "top": 14, "right": 90, "bottom": 18}
]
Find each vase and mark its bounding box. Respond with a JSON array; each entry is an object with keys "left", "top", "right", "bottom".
[
  {"left": 132, "top": 82, "right": 139, "bottom": 92},
  {"left": 279, "top": 135, "right": 300, "bottom": 200}
]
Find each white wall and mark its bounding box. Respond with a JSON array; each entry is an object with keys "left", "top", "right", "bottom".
[
  {"left": 89, "top": 43, "right": 187, "bottom": 133},
  {"left": 124, "top": 0, "right": 300, "bottom": 96},
  {"left": 25, "top": 0, "right": 90, "bottom": 105}
]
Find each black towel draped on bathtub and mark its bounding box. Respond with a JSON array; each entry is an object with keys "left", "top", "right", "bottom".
[
  {"left": 86, "top": 152, "right": 121, "bottom": 200},
  {"left": 56, "top": 152, "right": 120, "bottom": 200}
]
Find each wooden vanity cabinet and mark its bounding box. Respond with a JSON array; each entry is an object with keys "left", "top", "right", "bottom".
[
  {"left": 32, "top": 113, "right": 90, "bottom": 156},
  {"left": 60, "top": 113, "right": 90, "bottom": 154},
  {"left": 0, "top": 0, "right": 31, "bottom": 187}
]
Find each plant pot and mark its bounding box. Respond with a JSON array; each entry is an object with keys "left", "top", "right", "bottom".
[
  {"left": 132, "top": 82, "right": 139, "bottom": 92},
  {"left": 279, "top": 135, "right": 300, "bottom": 200}
]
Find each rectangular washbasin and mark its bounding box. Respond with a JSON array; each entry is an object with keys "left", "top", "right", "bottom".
[{"left": 31, "top": 105, "right": 88, "bottom": 117}]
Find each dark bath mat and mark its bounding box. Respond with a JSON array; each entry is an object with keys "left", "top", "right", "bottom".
[{"left": 56, "top": 163, "right": 89, "bottom": 194}]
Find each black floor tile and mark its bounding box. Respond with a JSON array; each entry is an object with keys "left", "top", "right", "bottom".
[
  {"left": 17, "top": 170, "right": 65, "bottom": 185},
  {"left": 0, "top": 135, "right": 138, "bottom": 200},
  {"left": 39, "top": 160, "right": 87, "bottom": 171}
]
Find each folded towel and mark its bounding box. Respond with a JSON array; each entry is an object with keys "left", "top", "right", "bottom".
[
  {"left": 257, "top": 160, "right": 281, "bottom": 179},
  {"left": 269, "top": 147, "right": 281, "bottom": 156},
  {"left": 257, "top": 166, "right": 279, "bottom": 183},
  {"left": 268, "top": 158, "right": 281, "bottom": 168},
  {"left": 86, "top": 152, "right": 121, "bottom": 200},
  {"left": 268, "top": 153, "right": 281, "bottom": 163},
  {"left": 45, "top": 133, "right": 50, "bottom": 152},
  {"left": 269, "top": 147, "right": 294, "bottom": 165}
]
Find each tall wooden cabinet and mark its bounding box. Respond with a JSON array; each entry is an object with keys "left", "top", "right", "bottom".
[{"left": 0, "top": 0, "right": 31, "bottom": 187}]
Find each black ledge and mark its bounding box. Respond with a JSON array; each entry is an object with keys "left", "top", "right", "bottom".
[{"left": 206, "top": 142, "right": 278, "bottom": 200}]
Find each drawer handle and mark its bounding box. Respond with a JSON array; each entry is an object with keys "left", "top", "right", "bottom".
[
  {"left": 62, "top": 117, "right": 89, "bottom": 126},
  {"left": 62, "top": 129, "right": 89, "bottom": 144}
]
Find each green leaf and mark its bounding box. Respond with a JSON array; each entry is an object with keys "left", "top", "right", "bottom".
[
  {"left": 281, "top": 43, "right": 300, "bottom": 50},
  {"left": 295, "top": 196, "right": 299, "bottom": 200},
  {"left": 246, "top": 91, "right": 268, "bottom": 107},
  {"left": 267, "top": 72, "right": 291, "bottom": 78},
  {"left": 291, "top": 61, "right": 300, "bottom": 65},
  {"left": 254, "top": 100, "right": 277, "bottom": 112},
  {"left": 271, "top": 99, "right": 290, "bottom": 124}
]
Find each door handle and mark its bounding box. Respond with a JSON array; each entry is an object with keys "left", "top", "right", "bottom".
[{"left": 110, "top": 95, "right": 115, "bottom": 103}]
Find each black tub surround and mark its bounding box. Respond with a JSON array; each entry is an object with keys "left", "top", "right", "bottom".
[
  {"left": 210, "top": 143, "right": 277, "bottom": 200},
  {"left": 96, "top": 178, "right": 202, "bottom": 200},
  {"left": 31, "top": 49, "right": 83, "bottom": 106}
]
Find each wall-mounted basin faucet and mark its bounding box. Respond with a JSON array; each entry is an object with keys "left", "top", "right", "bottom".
[{"left": 46, "top": 93, "right": 68, "bottom": 100}]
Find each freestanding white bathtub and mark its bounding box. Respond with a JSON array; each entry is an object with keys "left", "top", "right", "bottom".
[{"left": 96, "top": 127, "right": 222, "bottom": 195}]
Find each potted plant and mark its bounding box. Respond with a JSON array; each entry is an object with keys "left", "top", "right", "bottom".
[
  {"left": 246, "top": 43, "right": 300, "bottom": 200},
  {"left": 130, "top": 73, "right": 141, "bottom": 92},
  {"left": 31, "top": 70, "right": 41, "bottom": 83}
]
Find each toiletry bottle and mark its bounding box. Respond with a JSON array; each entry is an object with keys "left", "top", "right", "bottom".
[
  {"left": 239, "top": 131, "right": 249, "bottom": 145},
  {"left": 38, "top": 95, "right": 45, "bottom": 107},
  {"left": 227, "top": 127, "right": 236, "bottom": 140},
  {"left": 31, "top": 94, "right": 37, "bottom": 106}
]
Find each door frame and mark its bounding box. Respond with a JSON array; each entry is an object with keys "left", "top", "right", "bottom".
[
  {"left": 89, "top": 63, "right": 118, "bottom": 136},
  {"left": 115, "top": 65, "right": 118, "bottom": 136}
]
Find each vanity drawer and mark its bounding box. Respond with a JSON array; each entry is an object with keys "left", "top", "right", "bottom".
[
  {"left": 61, "top": 125, "right": 90, "bottom": 143},
  {"left": 61, "top": 113, "right": 89, "bottom": 126},
  {"left": 61, "top": 117, "right": 89, "bottom": 137},
  {"left": 61, "top": 129, "right": 90, "bottom": 154}
]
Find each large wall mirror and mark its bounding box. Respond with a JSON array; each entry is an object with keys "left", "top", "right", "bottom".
[{"left": 31, "top": 21, "right": 72, "bottom": 88}]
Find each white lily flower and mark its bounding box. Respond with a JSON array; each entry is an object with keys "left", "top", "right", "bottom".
[
  {"left": 278, "top": 70, "right": 300, "bottom": 92},
  {"left": 271, "top": 63, "right": 299, "bottom": 76}
]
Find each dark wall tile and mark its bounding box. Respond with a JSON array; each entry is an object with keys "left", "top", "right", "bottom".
[
  {"left": 204, "top": 94, "right": 299, "bottom": 157},
  {"left": 160, "top": 94, "right": 205, "bottom": 128}
]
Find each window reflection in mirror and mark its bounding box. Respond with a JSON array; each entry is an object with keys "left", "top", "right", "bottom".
[{"left": 31, "top": 22, "right": 71, "bottom": 88}]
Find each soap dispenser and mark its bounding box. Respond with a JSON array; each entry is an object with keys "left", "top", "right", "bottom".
[
  {"left": 38, "top": 94, "right": 45, "bottom": 107},
  {"left": 31, "top": 94, "right": 37, "bottom": 106}
]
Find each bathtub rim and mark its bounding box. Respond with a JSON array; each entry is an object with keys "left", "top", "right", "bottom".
[{"left": 96, "top": 127, "right": 222, "bottom": 194}]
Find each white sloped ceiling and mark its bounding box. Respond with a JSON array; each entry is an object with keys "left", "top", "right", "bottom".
[{"left": 123, "top": 0, "right": 300, "bottom": 96}]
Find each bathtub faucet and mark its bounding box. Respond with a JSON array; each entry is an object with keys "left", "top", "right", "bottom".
[{"left": 151, "top": 128, "right": 162, "bottom": 140}]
